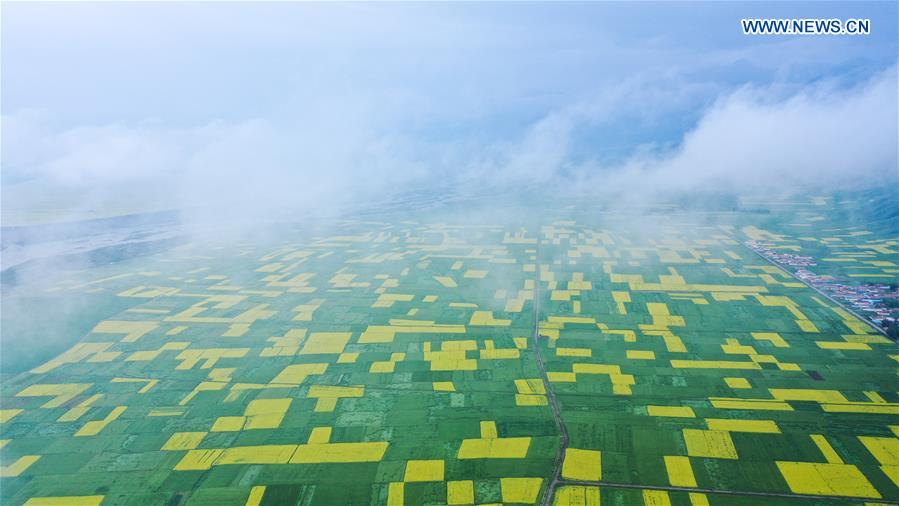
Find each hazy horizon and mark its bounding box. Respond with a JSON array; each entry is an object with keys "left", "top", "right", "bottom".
[{"left": 3, "top": 2, "right": 897, "bottom": 228}]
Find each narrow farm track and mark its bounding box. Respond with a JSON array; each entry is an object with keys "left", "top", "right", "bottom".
[
  {"left": 553, "top": 478, "right": 888, "bottom": 503},
  {"left": 530, "top": 225, "right": 569, "bottom": 506}
]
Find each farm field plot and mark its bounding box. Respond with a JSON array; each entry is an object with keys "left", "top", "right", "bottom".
[{"left": 1, "top": 199, "right": 897, "bottom": 506}]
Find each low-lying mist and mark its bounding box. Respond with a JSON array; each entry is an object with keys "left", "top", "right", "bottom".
[{"left": 3, "top": 66, "right": 896, "bottom": 235}]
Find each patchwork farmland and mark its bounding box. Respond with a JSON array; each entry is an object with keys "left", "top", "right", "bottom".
[{"left": 1, "top": 196, "right": 897, "bottom": 505}]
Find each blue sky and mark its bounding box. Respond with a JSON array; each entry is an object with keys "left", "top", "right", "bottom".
[{"left": 2, "top": 2, "right": 897, "bottom": 223}]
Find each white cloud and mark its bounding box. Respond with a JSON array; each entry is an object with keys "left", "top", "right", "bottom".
[
  {"left": 613, "top": 66, "right": 898, "bottom": 195},
  {"left": 2, "top": 65, "right": 895, "bottom": 227},
  {"left": 1, "top": 102, "right": 430, "bottom": 226},
  {"left": 479, "top": 65, "right": 897, "bottom": 199}
]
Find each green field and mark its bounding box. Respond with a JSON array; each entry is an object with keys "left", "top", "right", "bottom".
[{"left": 1, "top": 194, "right": 897, "bottom": 505}]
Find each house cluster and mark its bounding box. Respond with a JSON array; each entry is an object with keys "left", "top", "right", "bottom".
[
  {"left": 746, "top": 241, "right": 898, "bottom": 328},
  {"left": 795, "top": 268, "right": 898, "bottom": 325},
  {"left": 745, "top": 241, "right": 817, "bottom": 267}
]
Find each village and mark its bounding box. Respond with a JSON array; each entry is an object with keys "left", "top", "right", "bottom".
[{"left": 746, "top": 240, "right": 899, "bottom": 332}]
